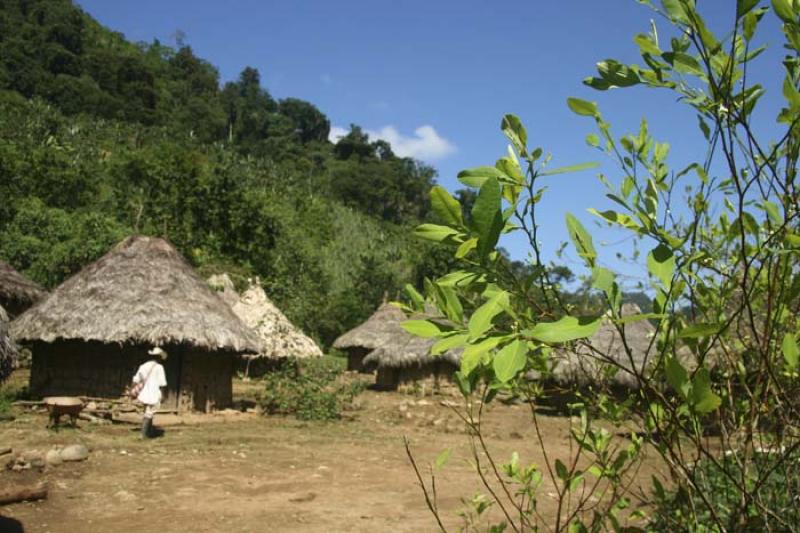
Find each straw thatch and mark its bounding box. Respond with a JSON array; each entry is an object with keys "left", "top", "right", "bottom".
[
  {"left": 207, "top": 273, "right": 240, "bottom": 307},
  {"left": 229, "top": 280, "right": 323, "bottom": 359},
  {"left": 333, "top": 303, "right": 407, "bottom": 351},
  {"left": 0, "top": 260, "right": 46, "bottom": 317},
  {"left": 362, "top": 327, "right": 461, "bottom": 369},
  {"left": 11, "top": 236, "right": 259, "bottom": 353},
  {"left": 0, "top": 304, "right": 17, "bottom": 382},
  {"left": 552, "top": 303, "right": 655, "bottom": 389}
]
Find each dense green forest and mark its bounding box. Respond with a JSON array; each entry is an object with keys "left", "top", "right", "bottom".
[
  {"left": 0, "top": 0, "right": 459, "bottom": 345},
  {"left": 0, "top": 0, "right": 648, "bottom": 346}
]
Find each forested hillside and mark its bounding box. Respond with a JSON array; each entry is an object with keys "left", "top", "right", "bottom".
[{"left": 0, "top": 0, "right": 453, "bottom": 345}]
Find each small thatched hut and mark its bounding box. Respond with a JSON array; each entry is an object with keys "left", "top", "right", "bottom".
[
  {"left": 0, "top": 305, "right": 17, "bottom": 383},
  {"left": 363, "top": 329, "right": 461, "bottom": 392},
  {"left": 11, "top": 236, "right": 260, "bottom": 412},
  {"left": 551, "top": 303, "right": 655, "bottom": 389},
  {"left": 0, "top": 261, "right": 46, "bottom": 318},
  {"left": 209, "top": 275, "right": 322, "bottom": 375},
  {"left": 332, "top": 303, "right": 406, "bottom": 372}
]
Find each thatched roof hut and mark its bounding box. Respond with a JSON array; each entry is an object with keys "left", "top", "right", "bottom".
[
  {"left": 12, "top": 236, "right": 260, "bottom": 411},
  {"left": 0, "top": 260, "right": 46, "bottom": 318},
  {"left": 208, "top": 274, "right": 323, "bottom": 364},
  {"left": 0, "top": 305, "right": 17, "bottom": 383},
  {"left": 332, "top": 303, "right": 406, "bottom": 372},
  {"left": 552, "top": 303, "right": 655, "bottom": 389},
  {"left": 362, "top": 326, "right": 462, "bottom": 392}
]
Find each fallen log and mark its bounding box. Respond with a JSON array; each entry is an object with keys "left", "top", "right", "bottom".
[
  {"left": 10, "top": 401, "right": 43, "bottom": 407},
  {"left": 0, "top": 483, "right": 47, "bottom": 505}
]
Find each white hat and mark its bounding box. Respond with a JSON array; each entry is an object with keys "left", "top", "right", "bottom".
[{"left": 148, "top": 346, "right": 166, "bottom": 357}]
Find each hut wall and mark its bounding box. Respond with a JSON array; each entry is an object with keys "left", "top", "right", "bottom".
[
  {"left": 29, "top": 341, "right": 233, "bottom": 413},
  {"left": 345, "top": 347, "right": 372, "bottom": 373},
  {"left": 178, "top": 348, "right": 233, "bottom": 412},
  {"left": 375, "top": 361, "right": 458, "bottom": 393},
  {"left": 29, "top": 340, "right": 143, "bottom": 400}
]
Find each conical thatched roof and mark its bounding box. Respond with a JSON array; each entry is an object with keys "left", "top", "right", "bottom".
[
  {"left": 359, "top": 307, "right": 462, "bottom": 369},
  {"left": 363, "top": 330, "right": 461, "bottom": 369},
  {"left": 229, "top": 281, "right": 323, "bottom": 359},
  {"left": 11, "top": 236, "right": 259, "bottom": 352},
  {"left": 332, "top": 303, "right": 407, "bottom": 351},
  {"left": 552, "top": 303, "right": 655, "bottom": 389},
  {"left": 0, "top": 260, "right": 46, "bottom": 316},
  {"left": 0, "top": 304, "right": 17, "bottom": 382}
]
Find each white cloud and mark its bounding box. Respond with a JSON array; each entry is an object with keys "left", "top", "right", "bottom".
[
  {"left": 328, "top": 124, "right": 457, "bottom": 161},
  {"left": 368, "top": 125, "right": 456, "bottom": 161},
  {"left": 328, "top": 126, "right": 349, "bottom": 143}
]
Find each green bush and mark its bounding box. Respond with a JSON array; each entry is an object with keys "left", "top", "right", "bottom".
[
  {"left": 258, "top": 356, "right": 366, "bottom": 421},
  {"left": 650, "top": 450, "right": 800, "bottom": 532}
]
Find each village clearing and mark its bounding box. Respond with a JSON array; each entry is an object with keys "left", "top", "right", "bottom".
[{"left": 0, "top": 371, "right": 661, "bottom": 532}]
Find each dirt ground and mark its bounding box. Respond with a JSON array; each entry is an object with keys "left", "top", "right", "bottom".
[{"left": 0, "top": 374, "right": 658, "bottom": 532}]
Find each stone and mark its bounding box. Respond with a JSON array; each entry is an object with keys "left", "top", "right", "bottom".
[
  {"left": 46, "top": 449, "right": 63, "bottom": 466},
  {"left": 60, "top": 444, "right": 89, "bottom": 462}
]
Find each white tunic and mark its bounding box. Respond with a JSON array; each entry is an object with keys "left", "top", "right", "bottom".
[{"left": 133, "top": 360, "right": 167, "bottom": 406}]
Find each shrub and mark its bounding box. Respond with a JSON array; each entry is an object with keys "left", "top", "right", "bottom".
[{"left": 258, "top": 356, "right": 366, "bottom": 421}]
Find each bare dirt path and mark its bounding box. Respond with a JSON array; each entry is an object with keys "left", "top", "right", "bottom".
[{"left": 0, "top": 382, "right": 651, "bottom": 532}]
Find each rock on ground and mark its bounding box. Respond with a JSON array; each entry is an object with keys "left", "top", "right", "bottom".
[{"left": 59, "top": 444, "right": 89, "bottom": 462}]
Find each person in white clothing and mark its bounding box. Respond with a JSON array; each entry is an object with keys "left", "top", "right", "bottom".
[{"left": 132, "top": 346, "right": 168, "bottom": 439}]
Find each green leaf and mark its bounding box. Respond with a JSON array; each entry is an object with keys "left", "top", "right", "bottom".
[
  {"left": 588, "top": 208, "right": 641, "bottom": 230},
  {"left": 697, "top": 115, "right": 711, "bottom": 139},
  {"left": 501, "top": 114, "right": 527, "bottom": 154},
  {"left": 591, "top": 267, "right": 615, "bottom": 293},
  {"left": 541, "top": 161, "right": 600, "bottom": 176},
  {"left": 430, "top": 186, "right": 464, "bottom": 227},
  {"left": 665, "top": 357, "right": 690, "bottom": 398},
  {"left": 434, "top": 448, "right": 452, "bottom": 470},
  {"left": 567, "top": 97, "right": 599, "bottom": 117},
  {"left": 763, "top": 200, "right": 783, "bottom": 225},
  {"left": 457, "top": 166, "right": 508, "bottom": 188},
  {"left": 586, "top": 133, "right": 600, "bottom": 147},
  {"left": 471, "top": 177, "right": 504, "bottom": 259},
  {"left": 414, "top": 224, "right": 462, "bottom": 243},
  {"left": 662, "top": 0, "right": 690, "bottom": 23},
  {"left": 437, "top": 270, "right": 481, "bottom": 287},
  {"left": 647, "top": 244, "right": 675, "bottom": 289},
  {"left": 565, "top": 213, "right": 597, "bottom": 267},
  {"left": 468, "top": 291, "right": 509, "bottom": 339},
  {"left": 555, "top": 459, "right": 569, "bottom": 481},
  {"left": 431, "top": 332, "right": 470, "bottom": 356},
  {"left": 528, "top": 315, "right": 603, "bottom": 344},
  {"left": 493, "top": 340, "right": 528, "bottom": 383},
  {"left": 460, "top": 336, "right": 504, "bottom": 375},
  {"left": 772, "top": 0, "right": 796, "bottom": 23},
  {"left": 455, "top": 237, "right": 478, "bottom": 259},
  {"left": 670, "top": 52, "right": 704, "bottom": 76},
  {"left": 737, "top": 0, "right": 760, "bottom": 18},
  {"left": 438, "top": 285, "right": 464, "bottom": 324},
  {"left": 401, "top": 320, "right": 443, "bottom": 338},
  {"left": 690, "top": 368, "right": 721, "bottom": 414},
  {"left": 678, "top": 323, "right": 722, "bottom": 338},
  {"left": 783, "top": 332, "right": 799, "bottom": 370},
  {"left": 404, "top": 284, "right": 425, "bottom": 310},
  {"left": 635, "top": 33, "right": 662, "bottom": 56},
  {"left": 616, "top": 313, "right": 666, "bottom": 324}
]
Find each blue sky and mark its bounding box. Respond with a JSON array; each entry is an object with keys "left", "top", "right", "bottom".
[{"left": 76, "top": 1, "right": 786, "bottom": 287}]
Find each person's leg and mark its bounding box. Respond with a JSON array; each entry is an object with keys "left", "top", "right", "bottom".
[{"left": 141, "top": 404, "right": 154, "bottom": 438}]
